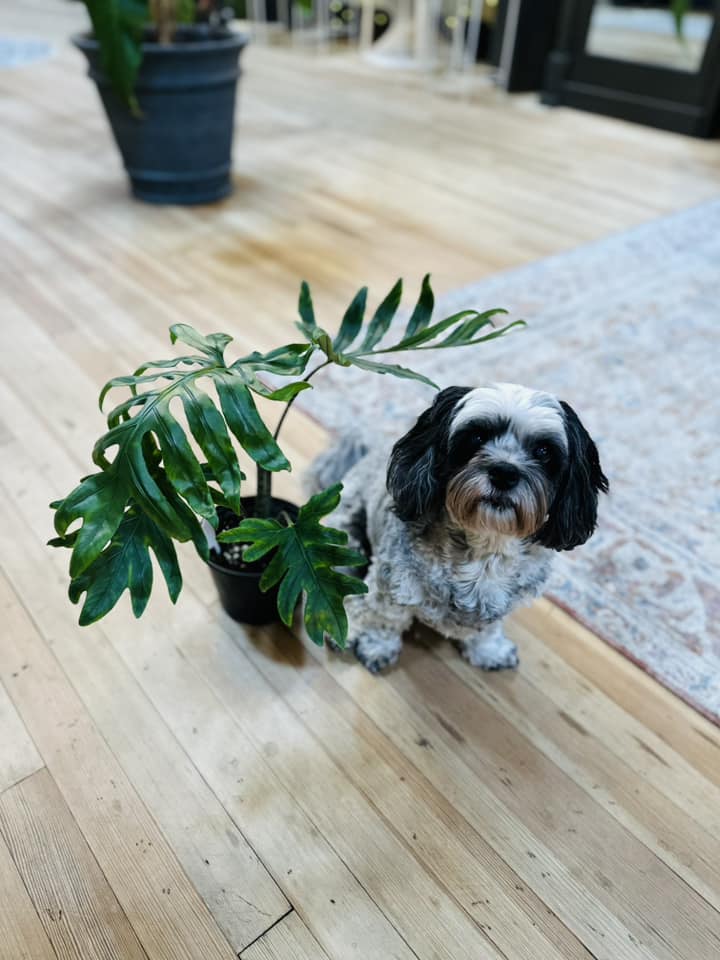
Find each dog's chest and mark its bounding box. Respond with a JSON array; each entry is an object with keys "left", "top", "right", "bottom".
[{"left": 392, "top": 531, "right": 550, "bottom": 626}]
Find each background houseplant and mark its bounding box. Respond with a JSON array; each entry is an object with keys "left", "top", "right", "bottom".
[
  {"left": 74, "top": 1, "right": 247, "bottom": 203},
  {"left": 49, "top": 277, "right": 523, "bottom": 648}
]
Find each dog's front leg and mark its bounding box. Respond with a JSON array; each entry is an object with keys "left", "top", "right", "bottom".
[
  {"left": 344, "top": 566, "right": 414, "bottom": 674},
  {"left": 452, "top": 620, "right": 519, "bottom": 671}
]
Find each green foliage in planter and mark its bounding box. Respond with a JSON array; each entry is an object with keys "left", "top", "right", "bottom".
[
  {"left": 49, "top": 276, "right": 523, "bottom": 647},
  {"left": 80, "top": 1, "right": 211, "bottom": 112},
  {"left": 80, "top": 0, "right": 308, "bottom": 113},
  {"left": 670, "top": 0, "right": 690, "bottom": 40}
]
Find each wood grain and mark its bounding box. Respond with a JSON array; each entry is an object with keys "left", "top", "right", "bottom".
[
  {"left": 241, "top": 911, "right": 330, "bottom": 960},
  {"left": 228, "top": 623, "right": 593, "bottom": 960},
  {"left": 0, "top": 768, "right": 148, "bottom": 960},
  {"left": 0, "top": 572, "right": 237, "bottom": 960},
  {"left": 0, "top": 830, "right": 57, "bottom": 960},
  {"left": 0, "top": 680, "right": 43, "bottom": 795}
]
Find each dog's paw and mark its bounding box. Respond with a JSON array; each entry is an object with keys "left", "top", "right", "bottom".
[
  {"left": 459, "top": 634, "right": 519, "bottom": 671},
  {"left": 354, "top": 631, "right": 402, "bottom": 674}
]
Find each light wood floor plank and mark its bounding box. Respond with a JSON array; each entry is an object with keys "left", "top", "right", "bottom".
[
  {"left": 174, "top": 613, "right": 509, "bottom": 960},
  {"left": 0, "top": 829, "right": 58, "bottom": 960},
  {"left": 0, "top": 679, "right": 43, "bottom": 795},
  {"left": 388, "top": 644, "right": 720, "bottom": 960},
  {"left": 0, "top": 572, "right": 237, "bottom": 960},
  {"left": 0, "top": 768, "right": 148, "bottom": 960},
  {"left": 241, "top": 911, "right": 330, "bottom": 960},
  {"left": 515, "top": 602, "right": 720, "bottom": 788},
  {"left": 305, "top": 635, "right": 720, "bottom": 960},
  {"left": 430, "top": 628, "right": 720, "bottom": 910},
  {"left": 225, "top": 622, "right": 593, "bottom": 960}
]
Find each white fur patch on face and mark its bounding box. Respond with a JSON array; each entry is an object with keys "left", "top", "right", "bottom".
[{"left": 450, "top": 383, "right": 567, "bottom": 448}]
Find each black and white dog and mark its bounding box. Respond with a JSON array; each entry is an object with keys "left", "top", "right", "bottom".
[{"left": 312, "top": 383, "right": 608, "bottom": 673}]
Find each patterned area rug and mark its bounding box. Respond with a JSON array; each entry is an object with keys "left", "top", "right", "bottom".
[{"left": 300, "top": 200, "right": 720, "bottom": 724}]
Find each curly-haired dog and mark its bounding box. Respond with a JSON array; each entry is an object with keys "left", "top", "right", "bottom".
[{"left": 310, "top": 383, "right": 608, "bottom": 673}]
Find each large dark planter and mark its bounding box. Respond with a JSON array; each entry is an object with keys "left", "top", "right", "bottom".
[
  {"left": 207, "top": 497, "right": 298, "bottom": 626},
  {"left": 73, "top": 27, "right": 248, "bottom": 205}
]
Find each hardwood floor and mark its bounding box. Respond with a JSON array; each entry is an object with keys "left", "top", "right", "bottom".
[{"left": 1, "top": 3, "right": 720, "bottom": 958}]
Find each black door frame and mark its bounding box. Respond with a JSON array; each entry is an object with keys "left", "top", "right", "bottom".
[{"left": 542, "top": 0, "right": 720, "bottom": 136}]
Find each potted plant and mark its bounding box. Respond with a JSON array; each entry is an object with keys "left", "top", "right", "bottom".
[
  {"left": 49, "top": 277, "right": 523, "bottom": 648},
  {"left": 73, "top": 1, "right": 247, "bottom": 203}
]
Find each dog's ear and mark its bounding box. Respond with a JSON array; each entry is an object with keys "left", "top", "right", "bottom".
[
  {"left": 387, "top": 386, "right": 470, "bottom": 522},
  {"left": 534, "top": 401, "right": 609, "bottom": 551}
]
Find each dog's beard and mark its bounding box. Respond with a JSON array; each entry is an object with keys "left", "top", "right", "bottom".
[{"left": 445, "top": 463, "right": 550, "bottom": 538}]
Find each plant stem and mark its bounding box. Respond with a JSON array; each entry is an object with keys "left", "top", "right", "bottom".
[
  {"left": 255, "top": 466, "right": 273, "bottom": 519},
  {"left": 272, "top": 359, "right": 331, "bottom": 442},
  {"left": 254, "top": 359, "right": 331, "bottom": 520}
]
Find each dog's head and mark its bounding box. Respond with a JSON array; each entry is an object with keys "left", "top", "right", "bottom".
[{"left": 386, "top": 383, "right": 608, "bottom": 549}]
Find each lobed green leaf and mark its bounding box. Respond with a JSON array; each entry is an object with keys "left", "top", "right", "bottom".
[
  {"left": 170, "top": 324, "right": 233, "bottom": 362},
  {"left": 219, "top": 483, "right": 368, "bottom": 648}
]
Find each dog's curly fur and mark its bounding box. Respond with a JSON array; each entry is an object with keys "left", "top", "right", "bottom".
[{"left": 309, "top": 383, "right": 608, "bottom": 673}]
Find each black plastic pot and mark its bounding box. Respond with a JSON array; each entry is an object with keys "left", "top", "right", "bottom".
[
  {"left": 73, "top": 27, "right": 248, "bottom": 205},
  {"left": 206, "top": 497, "right": 298, "bottom": 626}
]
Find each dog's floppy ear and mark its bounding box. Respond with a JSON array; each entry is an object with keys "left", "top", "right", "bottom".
[
  {"left": 534, "top": 401, "right": 609, "bottom": 551},
  {"left": 387, "top": 386, "right": 470, "bottom": 523}
]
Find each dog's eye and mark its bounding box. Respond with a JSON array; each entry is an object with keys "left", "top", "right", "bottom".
[{"left": 533, "top": 444, "right": 551, "bottom": 461}]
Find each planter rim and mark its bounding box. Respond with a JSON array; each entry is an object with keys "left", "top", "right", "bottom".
[
  {"left": 72, "top": 29, "right": 249, "bottom": 56},
  {"left": 205, "top": 495, "right": 299, "bottom": 580},
  {"left": 206, "top": 555, "right": 266, "bottom": 580}
]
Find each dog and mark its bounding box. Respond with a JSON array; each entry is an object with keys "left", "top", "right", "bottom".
[{"left": 311, "top": 383, "right": 608, "bottom": 673}]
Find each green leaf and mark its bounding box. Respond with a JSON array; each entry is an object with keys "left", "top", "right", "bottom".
[
  {"left": 99, "top": 370, "right": 185, "bottom": 411},
  {"left": 412, "top": 319, "right": 526, "bottom": 350},
  {"left": 170, "top": 324, "right": 233, "bottom": 362},
  {"left": 298, "top": 281, "right": 316, "bottom": 329},
  {"left": 350, "top": 357, "right": 439, "bottom": 389},
  {"left": 230, "top": 343, "right": 313, "bottom": 376},
  {"left": 388, "top": 309, "right": 479, "bottom": 352},
  {"left": 433, "top": 309, "right": 507, "bottom": 347},
  {"left": 105, "top": 394, "right": 150, "bottom": 428},
  {"left": 219, "top": 484, "right": 368, "bottom": 647},
  {"left": 53, "top": 472, "right": 127, "bottom": 579},
  {"left": 134, "top": 356, "right": 208, "bottom": 376},
  {"left": 176, "top": 0, "right": 195, "bottom": 23},
  {"left": 333, "top": 287, "right": 368, "bottom": 353},
  {"left": 671, "top": 0, "right": 689, "bottom": 39},
  {"left": 215, "top": 373, "right": 290, "bottom": 472},
  {"left": 68, "top": 511, "right": 181, "bottom": 625},
  {"left": 361, "top": 279, "right": 403, "bottom": 350},
  {"left": 404, "top": 274, "right": 434, "bottom": 338},
  {"left": 295, "top": 326, "right": 349, "bottom": 365},
  {"left": 83, "top": 1, "right": 147, "bottom": 112},
  {"left": 248, "top": 380, "right": 313, "bottom": 402},
  {"left": 180, "top": 386, "right": 243, "bottom": 515}
]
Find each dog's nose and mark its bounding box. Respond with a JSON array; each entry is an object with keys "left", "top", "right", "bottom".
[{"left": 489, "top": 463, "right": 520, "bottom": 491}]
